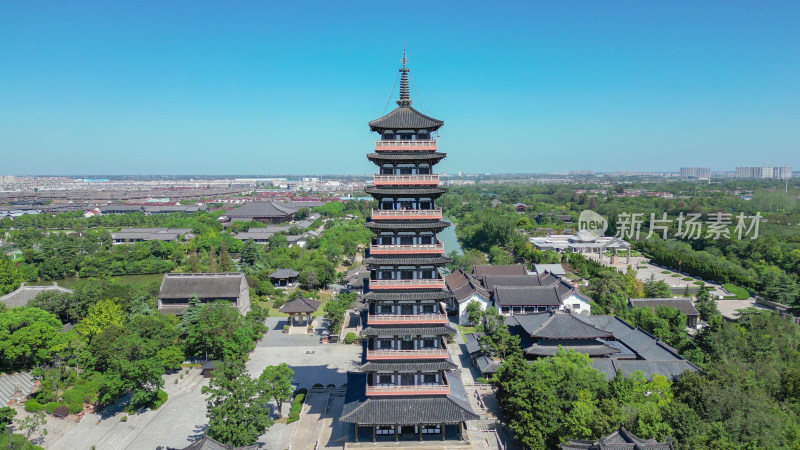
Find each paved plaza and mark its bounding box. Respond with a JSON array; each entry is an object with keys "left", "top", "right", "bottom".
[{"left": 44, "top": 317, "right": 362, "bottom": 450}]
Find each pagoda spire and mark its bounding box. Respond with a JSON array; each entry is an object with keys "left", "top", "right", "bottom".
[{"left": 397, "top": 48, "right": 412, "bottom": 107}]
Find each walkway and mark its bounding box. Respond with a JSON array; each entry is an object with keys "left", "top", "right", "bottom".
[{"left": 0, "top": 372, "right": 32, "bottom": 406}]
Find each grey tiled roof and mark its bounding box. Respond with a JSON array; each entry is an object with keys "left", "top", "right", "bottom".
[
  {"left": 368, "top": 106, "right": 444, "bottom": 132},
  {"left": 279, "top": 297, "right": 321, "bottom": 314},
  {"left": 473, "top": 264, "right": 527, "bottom": 281},
  {"left": 360, "top": 360, "right": 458, "bottom": 372},
  {"left": 1, "top": 283, "right": 73, "bottom": 308},
  {"left": 592, "top": 359, "right": 698, "bottom": 382},
  {"left": 525, "top": 339, "right": 620, "bottom": 357},
  {"left": 474, "top": 355, "right": 502, "bottom": 374},
  {"left": 180, "top": 434, "right": 257, "bottom": 450},
  {"left": 629, "top": 298, "right": 699, "bottom": 317},
  {"left": 364, "top": 255, "right": 451, "bottom": 265},
  {"left": 445, "top": 269, "right": 489, "bottom": 303},
  {"left": 534, "top": 264, "right": 566, "bottom": 276},
  {"left": 493, "top": 286, "right": 566, "bottom": 307},
  {"left": 361, "top": 291, "right": 454, "bottom": 302},
  {"left": 158, "top": 273, "right": 242, "bottom": 300},
  {"left": 511, "top": 313, "right": 613, "bottom": 339},
  {"left": 464, "top": 332, "right": 485, "bottom": 355},
  {"left": 341, "top": 394, "right": 478, "bottom": 425},
  {"left": 365, "top": 220, "right": 450, "bottom": 231},
  {"left": 562, "top": 427, "right": 675, "bottom": 450},
  {"left": 269, "top": 269, "right": 299, "bottom": 279},
  {"left": 482, "top": 273, "right": 559, "bottom": 292},
  {"left": 227, "top": 202, "right": 296, "bottom": 218},
  {"left": 367, "top": 152, "right": 446, "bottom": 162},
  {"left": 361, "top": 324, "right": 456, "bottom": 336},
  {"left": 364, "top": 186, "right": 448, "bottom": 196}
]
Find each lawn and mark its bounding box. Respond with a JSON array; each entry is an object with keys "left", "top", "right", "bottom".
[
  {"left": 722, "top": 284, "right": 750, "bottom": 300},
  {"left": 661, "top": 270, "right": 672, "bottom": 274},
  {"left": 457, "top": 324, "right": 477, "bottom": 337},
  {"left": 671, "top": 273, "right": 681, "bottom": 277},
  {"left": 682, "top": 277, "right": 693, "bottom": 281}
]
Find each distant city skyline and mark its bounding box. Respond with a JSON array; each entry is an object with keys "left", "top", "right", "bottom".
[{"left": 1, "top": 1, "right": 798, "bottom": 175}]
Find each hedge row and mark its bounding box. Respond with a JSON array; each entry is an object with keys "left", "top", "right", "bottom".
[{"left": 286, "top": 388, "right": 308, "bottom": 424}]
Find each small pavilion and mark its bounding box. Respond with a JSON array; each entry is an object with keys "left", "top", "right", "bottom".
[{"left": 280, "top": 296, "right": 321, "bottom": 327}]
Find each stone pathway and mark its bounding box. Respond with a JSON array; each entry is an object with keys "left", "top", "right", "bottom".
[
  {"left": 0, "top": 372, "right": 33, "bottom": 406},
  {"left": 291, "top": 389, "right": 331, "bottom": 449}
]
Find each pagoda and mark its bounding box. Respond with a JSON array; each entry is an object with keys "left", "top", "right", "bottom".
[{"left": 341, "top": 52, "right": 478, "bottom": 444}]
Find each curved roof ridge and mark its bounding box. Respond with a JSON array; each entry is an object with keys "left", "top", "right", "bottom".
[{"left": 368, "top": 105, "right": 444, "bottom": 132}]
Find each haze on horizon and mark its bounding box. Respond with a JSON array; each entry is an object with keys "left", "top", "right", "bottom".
[{"left": 1, "top": 1, "right": 798, "bottom": 176}]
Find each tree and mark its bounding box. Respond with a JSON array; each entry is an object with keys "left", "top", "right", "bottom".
[
  {"left": 28, "top": 290, "right": 74, "bottom": 324},
  {"left": 75, "top": 299, "right": 125, "bottom": 341},
  {"left": 258, "top": 363, "right": 295, "bottom": 418},
  {"left": 208, "top": 248, "right": 218, "bottom": 273},
  {"left": 643, "top": 275, "right": 673, "bottom": 298},
  {"left": 240, "top": 239, "right": 259, "bottom": 267},
  {"left": 0, "top": 307, "right": 63, "bottom": 371},
  {"left": 185, "top": 302, "right": 254, "bottom": 360},
  {"left": 187, "top": 249, "right": 201, "bottom": 273},
  {"left": 15, "top": 410, "right": 46, "bottom": 442},
  {"left": 218, "top": 241, "right": 233, "bottom": 272},
  {"left": 0, "top": 255, "right": 23, "bottom": 295},
  {"left": 479, "top": 307, "right": 522, "bottom": 361},
  {"left": 180, "top": 296, "right": 202, "bottom": 333},
  {"left": 202, "top": 360, "right": 273, "bottom": 446},
  {"left": 323, "top": 293, "right": 356, "bottom": 335},
  {"left": 465, "top": 301, "right": 485, "bottom": 327},
  {"left": 0, "top": 406, "right": 16, "bottom": 427},
  {"left": 694, "top": 283, "right": 720, "bottom": 323}
]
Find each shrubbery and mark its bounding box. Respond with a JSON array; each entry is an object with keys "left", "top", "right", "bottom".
[
  {"left": 286, "top": 388, "right": 307, "bottom": 424},
  {"left": 344, "top": 332, "right": 358, "bottom": 344}
]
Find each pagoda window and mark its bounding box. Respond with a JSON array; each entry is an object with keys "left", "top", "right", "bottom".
[
  {"left": 399, "top": 269, "right": 415, "bottom": 280},
  {"left": 421, "top": 303, "right": 436, "bottom": 313},
  {"left": 400, "top": 373, "right": 415, "bottom": 385},
  {"left": 398, "top": 166, "right": 413, "bottom": 175},
  {"left": 380, "top": 166, "right": 394, "bottom": 175},
  {"left": 423, "top": 373, "right": 437, "bottom": 384},
  {"left": 419, "top": 200, "right": 433, "bottom": 210},
  {"left": 377, "top": 269, "right": 394, "bottom": 280},
  {"left": 378, "top": 339, "right": 393, "bottom": 349},
  {"left": 399, "top": 235, "right": 414, "bottom": 245},
  {"left": 378, "top": 374, "right": 393, "bottom": 385},
  {"left": 400, "top": 303, "right": 414, "bottom": 315},
  {"left": 380, "top": 200, "right": 394, "bottom": 210},
  {"left": 422, "top": 338, "right": 436, "bottom": 348}
]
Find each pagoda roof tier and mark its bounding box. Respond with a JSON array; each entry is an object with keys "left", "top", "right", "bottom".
[
  {"left": 369, "top": 106, "right": 443, "bottom": 133},
  {"left": 367, "top": 152, "right": 446, "bottom": 163},
  {"left": 364, "top": 255, "right": 451, "bottom": 266},
  {"left": 365, "top": 186, "right": 448, "bottom": 197},
  {"left": 362, "top": 324, "right": 457, "bottom": 337},
  {"left": 365, "top": 220, "right": 450, "bottom": 232},
  {"left": 360, "top": 360, "right": 458, "bottom": 372},
  {"left": 342, "top": 373, "right": 478, "bottom": 425},
  {"left": 361, "top": 290, "right": 454, "bottom": 302}
]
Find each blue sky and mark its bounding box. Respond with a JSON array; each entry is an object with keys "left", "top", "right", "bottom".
[{"left": 1, "top": 1, "right": 798, "bottom": 175}]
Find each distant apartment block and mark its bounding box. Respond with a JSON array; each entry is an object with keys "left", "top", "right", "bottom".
[
  {"left": 735, "top": 166, "right": 792, "bottom": 180},
  {"left": 679, "top": 167, "right": 711, "bottom": 179}
]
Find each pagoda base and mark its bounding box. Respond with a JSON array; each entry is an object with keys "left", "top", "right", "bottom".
[{"left": 347, "top": 423, "right": 470, "bottom": 447}]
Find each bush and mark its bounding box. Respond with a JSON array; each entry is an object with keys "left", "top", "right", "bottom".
[
  {"left": 682, "top": 277, "right": 693, "bottom": 281},
  {"left": 722, "top": 283, "right": 750, "bottom": 300},
  {"left": 24, "top": 399, "right": 43, "bottom": 412},
  {"left": 287, "top": 388, "right": 307, "bottom": 424},
  {"left": 68, "top": 403, "right": 83, "bottom": 415},
  {"left": 120, "top": 415, "right": 128, "bottom": 422},
  {"left": 344, "top": 332, "right": 358, "bottom": 344},
  {"left": 661, "top": 270, "right": 671, "bottom": 274},
  {"left": 44, "top": 402, "right": 60, "bottom": 414},
  {"left": 671, "top": 273, "right": 681, "bottom": 277},
  {"left": 693, "top": 281, "right": 705, "bottom": 285},
  {"left": 53, "top": 405, "right": 69, "bottom": 418},
  {"left": 476, "top": 377, "right": 489, "bottom": 384},
  {"left": 151, "top": 389, "right": 168, "bottom": 410}
]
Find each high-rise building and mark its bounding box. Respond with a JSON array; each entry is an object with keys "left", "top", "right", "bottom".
[
  {"left": 341, "top": 52, "right": 478, "bottom": 443},
  {"left": 679, "top": 167, "right": 711, "bottom": 179},
  {"left": 735, "top": 166, "right": 792, "bottom": 179}
]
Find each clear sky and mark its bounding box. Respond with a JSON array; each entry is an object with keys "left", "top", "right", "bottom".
[{"left": 1, "top": 1, "right": 798, "bottom": 176}]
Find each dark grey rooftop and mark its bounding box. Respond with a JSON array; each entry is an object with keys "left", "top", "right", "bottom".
[
  {"left": 363, "top": 255, "right": 451, "bottom": 265},
  {"left": 511, "top": 312, "right": 613, "bottom": 339},
  {"left": 158, "top": 273, "right": 243, "bottom": 300},
  {"left": 629, "top": 298, "right": 699, "bottom": 317},
  {"left": 368, "top": 106, "right": 444, "bottom": 132},
  {"left": 361, "top": 324, "right": 456, "bottom": 336},
  {"left": 1, "top": 283, "right": 74, "bottom": 308},
  {"left": 360, "top": 360, "right": 458, "bottom": 372},
  {"left": 365, "top": 220, "right": 450, "bottom": 231},
  {"left": 367, "top": 152, "right": 446, "bottom": 162},
  {"left": 561, "top": 427, "right": 675, "bottom": 450},
  {"left": 227, "top": 202, "right": 296, "bottom": 218},
  {"left": 482, "top": 273, "right": 560, "bottom": 292},
  {"left": 364, "top": 186, "right": 448, "bottom": 196},
  {"left": 269, "top": 268, "right": 300, "bottom": 279},
  {"left": 473, "top": 264, "right": 527, "bottom": 281},
  {"left": 493, "top": 286, "right": 567, "bottom": 307},
  {"left": 525, "top": 339, "right": 621, "bottom": 357},
  {"left": 279, "top": 296, "right": 321, "bottom": 314}
]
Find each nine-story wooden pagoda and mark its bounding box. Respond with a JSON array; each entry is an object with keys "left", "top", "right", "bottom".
[{"left": 341, "top": 51, "right": 478, "bottom": 444}]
